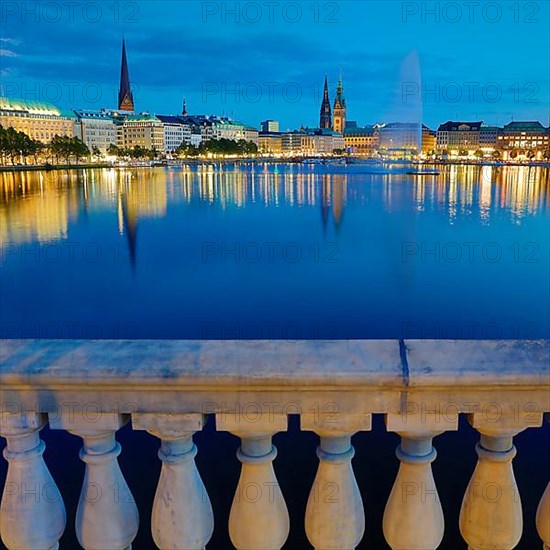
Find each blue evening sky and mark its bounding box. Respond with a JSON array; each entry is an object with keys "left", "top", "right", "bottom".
[{"left": 1, "top": 1, "right": 548, "bottom": 130}]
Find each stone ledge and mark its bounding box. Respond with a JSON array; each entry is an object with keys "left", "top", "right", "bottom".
[{"left": 1, "top": 339, "right": 548, "bottom": 415}]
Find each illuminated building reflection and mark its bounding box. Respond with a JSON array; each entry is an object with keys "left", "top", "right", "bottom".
[{"left": 0, "top": 165, "right": 547, "bottom": 254}]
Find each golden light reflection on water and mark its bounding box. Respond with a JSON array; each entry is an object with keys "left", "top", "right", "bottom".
[{"left": 0, "top": 164, "right": 547, "bottom": 246}]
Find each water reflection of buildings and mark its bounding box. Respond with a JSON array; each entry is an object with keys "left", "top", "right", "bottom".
[
  {"left": 0, "top": 170, "right": 167, "bottom": 262},
  {"left": 321, "top": 174, "right": 346, "bottom": 232},
  {"left": 0, "top": 170, "right": 81, "bottom": 244},
  {"left": 0, "top": 166, "right": 547, "bottom": 252},
  {"left": 115, "top": 171, "right": 168, "bottom": 266},
  {"left": 409, "top": 165, "right": 548, "bottom": 224}
]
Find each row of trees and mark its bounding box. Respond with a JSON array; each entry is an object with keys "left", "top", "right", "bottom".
[
  {"left": 105, "top": 139, "right": 258, "bottom": 161},
  {"left": 0, "top": 125, "right": 92, "bottom": 165},
  {"left": 107, "top": 144, "right": 160, "bottom": 160},
  {"left": 174, "top": 138, "right": 258, "bottom": 157}
]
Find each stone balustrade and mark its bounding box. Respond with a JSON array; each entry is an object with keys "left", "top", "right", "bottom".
[{"left": 0, "top": 339, "right": 549, "bottom": 549}]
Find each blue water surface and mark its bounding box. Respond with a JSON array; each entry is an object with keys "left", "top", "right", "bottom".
[{"left": 1, "top": 163, "right": 548, "bottom": 339}]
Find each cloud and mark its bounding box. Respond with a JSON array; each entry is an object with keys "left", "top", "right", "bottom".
[
  {"left": 0, "top": 49, "right": 18, "bottom": 57},
  {"left": 0, "top": 38, "right": 21, "bottom": 45}
]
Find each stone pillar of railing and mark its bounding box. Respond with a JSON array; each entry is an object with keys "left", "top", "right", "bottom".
[
  {"left": 460, "top": 411, "right": 543, "bottom": 550},
  {"left": 383, "top": 411, "right": 458, "bottom": 550},
  {"left": 132, "top": 412, "right": 214, "bottom": 550},
  {"left": 0, "top": 412, "right": 66, "bottom": 550},
  {"left": 537, "top": 482, "right": 550, "bottom": 550},
  {"left": 49, "top": 411, "right": 139, "bottom": 550},
  {"left": 302, "top": 412, "right": 370, "bottom": 550},
  {"left": 216, "top": 411, "right": 289, "bottom": 550}
]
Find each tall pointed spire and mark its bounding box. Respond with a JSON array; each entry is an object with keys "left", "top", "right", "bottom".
[
  {"left": 319, "top": 74, "right": 332, "bottom": 130},
  {"left": 333, "top": 72, "right": 346, "bottom": 133},
  {"left": 182, "top": 97, "right": 188, "bottom": 116},
  {"left": 118, "top": 38, "right": 134, "bottom": 111},
  {"left": 336, "top": 72, "right": 345, "bottom": 105}
]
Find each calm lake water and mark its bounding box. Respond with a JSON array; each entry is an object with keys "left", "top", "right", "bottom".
[{"left": 1, "top": 163, "right": 549, "bottom": 339}]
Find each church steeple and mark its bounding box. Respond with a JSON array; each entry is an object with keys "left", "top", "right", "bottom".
[
  {"left": 182, "top": 98, "right": 188, "bottom": 116},
  {"left": 118, "top": 38, "right": 134, "bottom": 111},
  {"left": 319, "top": 75, "right": 332, "bottom": 130},
  {"left": 333, "top": 73, "right": 346, "bottom": 134}
]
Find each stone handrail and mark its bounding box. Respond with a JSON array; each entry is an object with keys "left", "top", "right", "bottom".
[{"left": 0, "top": 339, "right": 549, "bottom": 549}]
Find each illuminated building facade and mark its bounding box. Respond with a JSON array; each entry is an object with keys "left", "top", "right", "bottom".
[
  {"left": 73, "top": 110, "right": 117, "bottom": 153},
  {"left": 436, "top": 121, "right": 482, "bottom": 152},
  {"left": 498, "top": 121, "right": 549, "bottom": 159},
  {"left": 282, "top": 132, "right": 314, "bottom": 155},
  {"left": 421, "top": 126, "right": 437, "bottom": 153},
  {"left": 243, "top": 126, "right": 260, "bottom": 145},
  {"left": 344, "top": 126, "right": 379, "bottom": 155},
  {"left": 301, "top": 128, "right": 345, "bottom": 154},
  {"left": 156, "top": 115, "right": 192, "bottom": 153},
  {"left": 181, "top": 115, "right": 214, "bottom": 145},
  {"left": 212, "top": 118, "right": 259, "bottom": 144},
  {"left": 258, "top": 133, "right": 283, "bottom": 154},
  {"left": 0, "top": 97, "right": 75, "bottom": 142},
  {"left": 120, "top": 115, "right": 165, "bottom": 152},
  {"left": 378, "top": 122, "right": 424, "bottom": 155},
  {"left": 479, "top": 126, "right": 502, "bottom": 151},
  {"left": 260, "top": 120, "right": 279, "bottom": 133}
]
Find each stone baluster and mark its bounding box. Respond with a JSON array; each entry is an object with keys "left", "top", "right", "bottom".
[
  {"left": 383, "top": 411, "right": 458, "bottom": 550},
  {"left": 216, "top": 411, "right": 289, "bottom": 550},
  {"left": 302, "top": 412, "right": 371, "bottom": 550},
  {"left": 537, "top": 412, "right": 550, "bottom": 550},
  {"left": 0, "top": 412, "right": 66, "bottom": 550},
  {"left": 537, "top": 482, "right": 550, "bottom": 550},
  {"left": 132, "top": 412, "right": 213, "bottom": 549},
  {"left": 460, "top": 411, "right": 543, "bottom": 550},
  {"left": 49, "top": 411, "right": 139, "bottom": 550}
]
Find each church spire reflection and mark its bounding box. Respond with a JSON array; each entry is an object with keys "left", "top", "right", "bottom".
[{"left": 0, "top": 166, "right": 548, "bottom": 253}]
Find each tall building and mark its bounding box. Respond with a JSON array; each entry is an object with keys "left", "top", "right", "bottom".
[
  {"left": 344, "top": 125, "right": 379, "bottom": 155},
  {"left": 332, "top": 75, "right": 346, "bottom": 134},
  {"left": 379, "top": 122, "right": 424, "bottom": 155},
  {"left": 0, "top": 97, "right": 75, "bottom": 142},
  {"left": 301, "top": 128, "right": 345, "bottom": 154},
  {"left": 260, "top": 120, "right": 279, "bottom": 133},
  {"left": 319, "top": 75, "right": 332, "bottom": 130},
  {"left": 479, "top": 126, "right": 502, "bottom": 151},
  {"left": 182, "top": 99, "right": 188, "bottom": 116},
  {"left": 436, "top": 121, "right": 482, "bottom": 152},
  {"left": 258, "top": 132, "right": 283, "bottom": 154},
  {"left": 118, "top": 39, "right": 134, "bottom": 111},
  {"left": 73, "top": 109, "right": 117, "bottom": 153},
  {"left": 156, "top": 115, "right": 192, "bottom": 153},
  {"left": 498, "top": 121, "right": 549, "bottom": 151},
  {"left": 120, "top": 115, "right": 164, "bottom": 152}
]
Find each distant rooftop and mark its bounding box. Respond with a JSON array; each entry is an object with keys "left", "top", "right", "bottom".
[
  {"left": 73, "top": 109, "right": 116, "bottom": 120},
  {"left": 503, "top": 121, "right": 547, "bottom": 131},
  {"left": 303, "top": 127, "right": 343, "bottom": 136},
  {"left": 156, "top": 115, "right": 185, "bottom": 124},
  {"left": 344, "top": 126, "right": 377, "bottom": 136},
  {"left": 123, "top": 114, "right": 160, "bottom": 122},
  {"left": 0, "top": 96, "right": 73, "bottom": 118},
  {"left": 437, "top": 121, "right": 483, "bottom": 131}
]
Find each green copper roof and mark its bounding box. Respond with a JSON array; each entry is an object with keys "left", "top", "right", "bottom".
[
  {"left": 0, "top": 97, "right": 76, "bottom": 119},
  {"left": 123, "top": 114, "right": 160, "bottom": 122},
  {"left": 0, "top": 96, "right": 64, "bottom": 116}
]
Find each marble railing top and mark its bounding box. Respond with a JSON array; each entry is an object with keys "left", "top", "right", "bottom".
[{"left": 0, "top": 339, "right": 548, "bottom": 389}]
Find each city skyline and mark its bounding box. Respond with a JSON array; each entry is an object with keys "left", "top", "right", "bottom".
[{"left": 1, "top": 1, "right": 549, "bottom": 129}]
